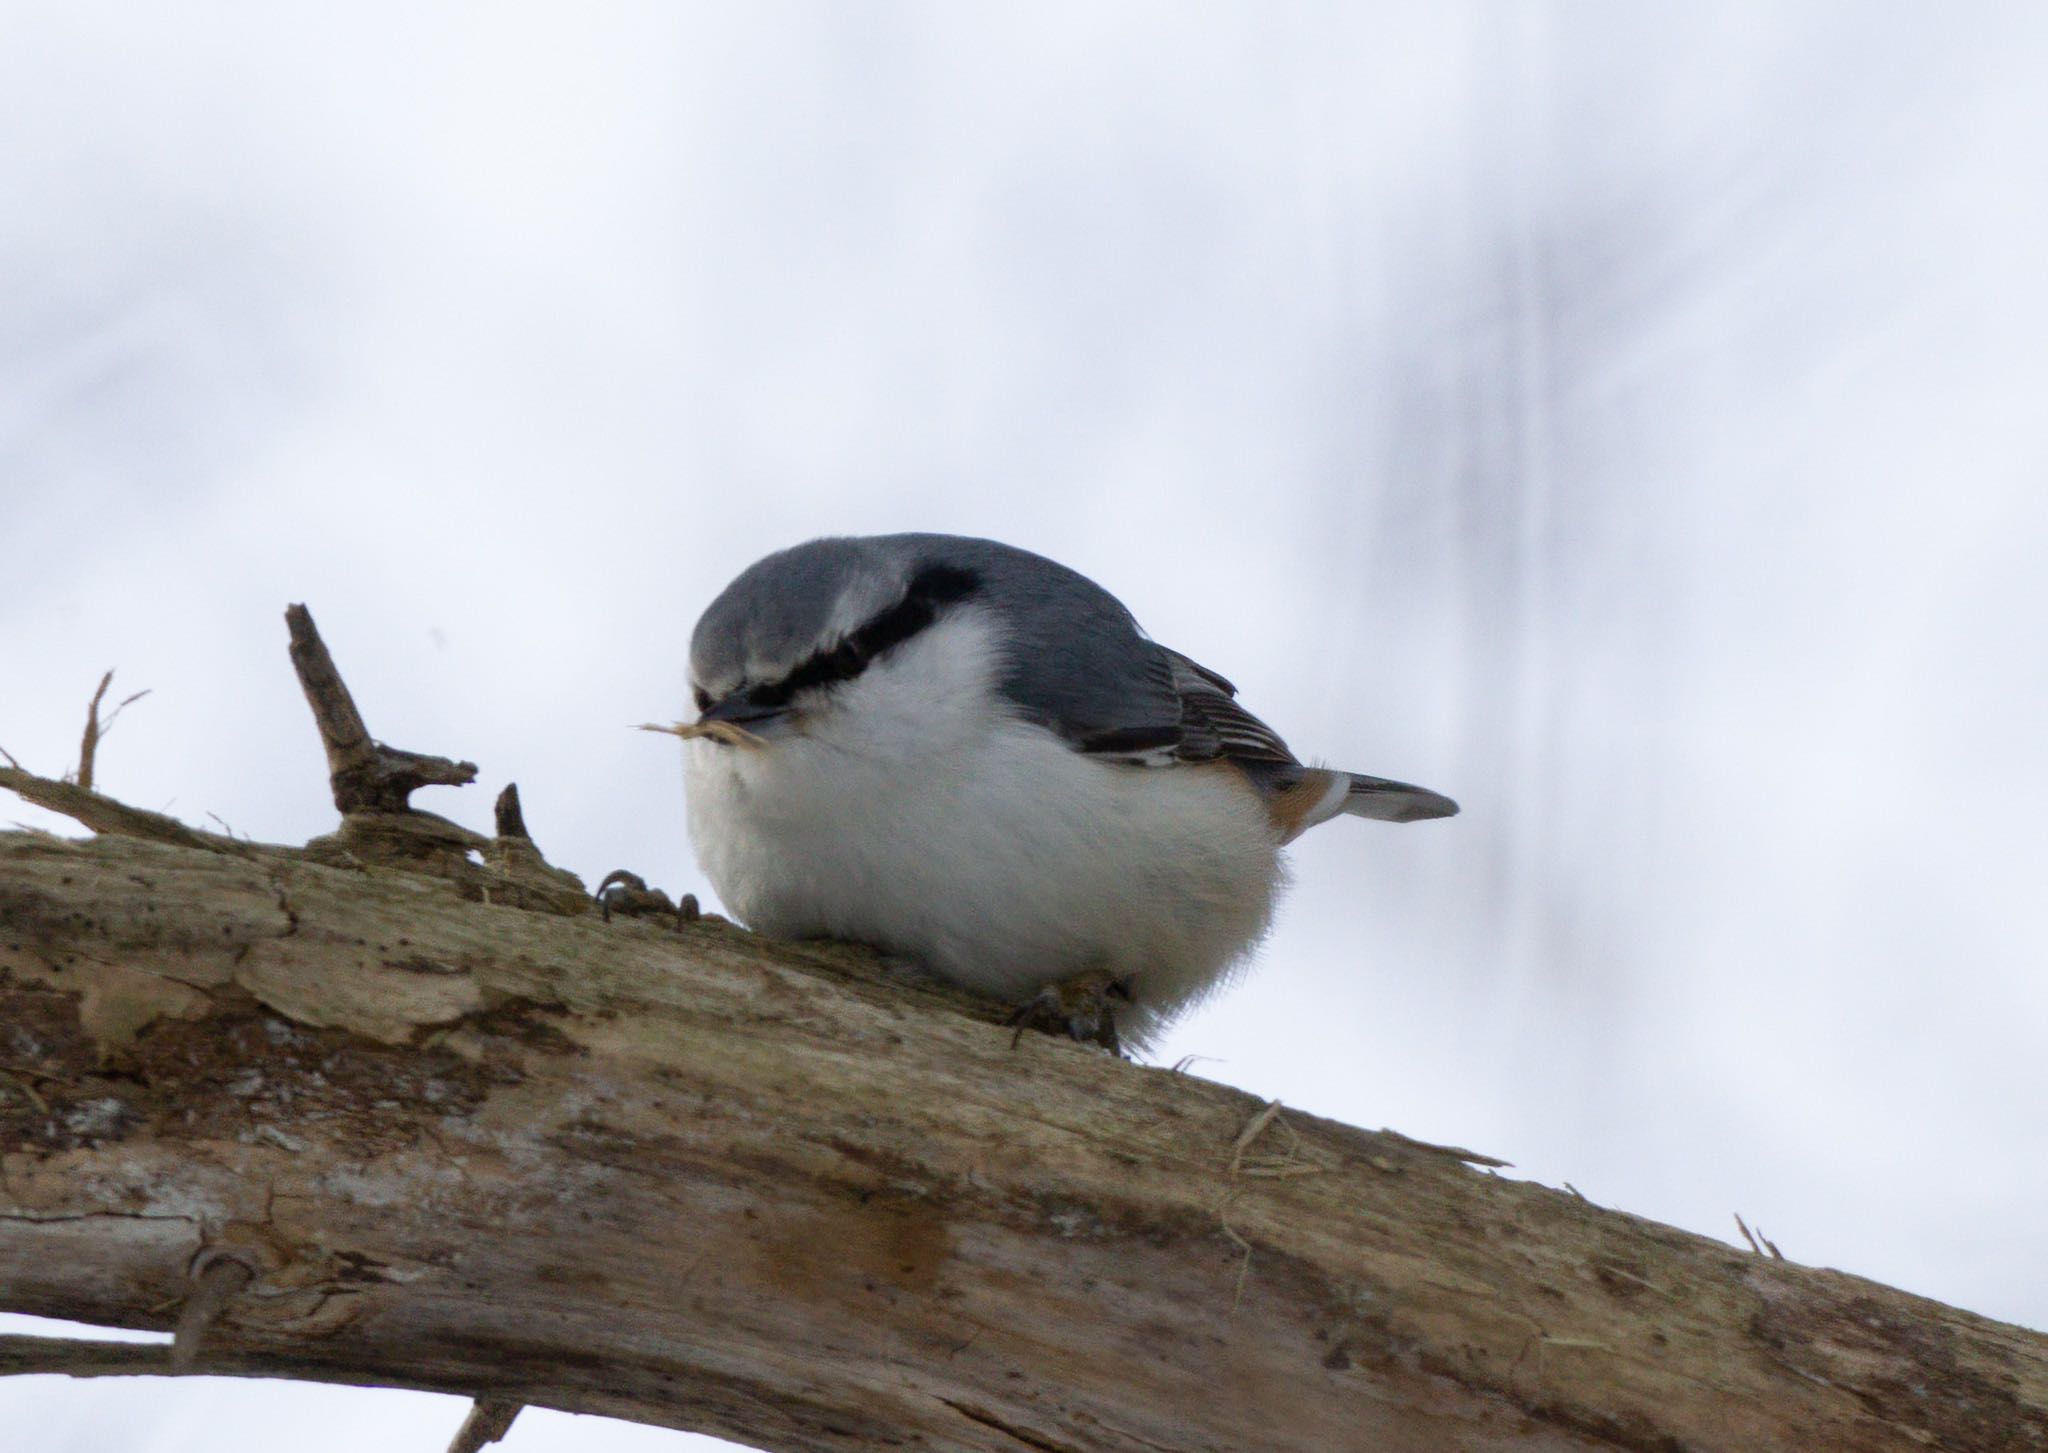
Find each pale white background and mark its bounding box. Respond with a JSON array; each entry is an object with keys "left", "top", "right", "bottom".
[{"left": 4, "top": 3, "right": 2046, "bottom": 1449}]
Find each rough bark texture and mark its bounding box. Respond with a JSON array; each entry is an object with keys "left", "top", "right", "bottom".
[{"left": 2, "top": 828, "right": 2044, "bottom": 1452}]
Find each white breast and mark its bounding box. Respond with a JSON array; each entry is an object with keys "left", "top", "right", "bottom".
[{"left": 682, "top": 608, "right": 1284, "bottom": 1048}]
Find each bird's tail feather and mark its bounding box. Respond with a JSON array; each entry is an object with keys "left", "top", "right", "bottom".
[
  {"left": 1267, "top": 767, "right": 1458, "bottom": 841},
  {"left": 1340, "top": 773, "right": 1459, "bottom": 824}
]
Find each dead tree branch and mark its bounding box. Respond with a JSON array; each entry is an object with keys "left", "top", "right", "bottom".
[
  {"left": 73, "top": 670, "right": 150, "bottom": 793},
  {"left": 284, "top": 603, "right": 476, "bottom": 815},
  {"left": 445, "top": 1396, "right": 522, "bottom": 1453}
]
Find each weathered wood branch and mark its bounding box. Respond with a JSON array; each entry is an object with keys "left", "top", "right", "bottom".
[
  {"left": 445, "top": 1395, "right": 522, "bottom": 1453},
  {"left": 0, "top": 764, "right": 248, "bottom": 857},
  {"left": 73, "top": 669, "right": 150, "bottom": 795},
  {"left": 2, "top": 822, "right": 2044, "bottom": 1451}
]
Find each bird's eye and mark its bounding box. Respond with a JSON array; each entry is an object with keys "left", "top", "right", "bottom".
[{"left": 693, "top": 686, "right": 713, "bottom": 713}]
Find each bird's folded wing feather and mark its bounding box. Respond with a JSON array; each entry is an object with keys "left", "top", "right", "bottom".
[
  {"left": 979, "top": 560, "right": 1300, "bottom": 773},
  {"left": 981, "top": 568, "right": 1455, "bottom": 820},
  {"left": 1154, "top": 649, "right": 1297, "bottom": 767},
  {"left": 1027, "top": 642, "right": 1300, "bottom": 772}
]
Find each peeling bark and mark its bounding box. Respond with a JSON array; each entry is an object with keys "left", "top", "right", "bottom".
[{"left": 2, "top": 827, "right": 2044, "bottom": 1452}]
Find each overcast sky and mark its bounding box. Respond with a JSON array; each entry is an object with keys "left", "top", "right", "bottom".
[{"left": 5, "top": 4, "right": 2046, "bottom": 1449}]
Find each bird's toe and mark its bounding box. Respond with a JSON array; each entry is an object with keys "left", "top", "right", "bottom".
[{"left": 1006, "top": 970, "right": 1133, "bottom": 1056}]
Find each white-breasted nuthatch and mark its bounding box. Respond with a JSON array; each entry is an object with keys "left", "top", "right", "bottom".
[{"left": 669, "top": 533, "right": 1455, "bottom": 1052}]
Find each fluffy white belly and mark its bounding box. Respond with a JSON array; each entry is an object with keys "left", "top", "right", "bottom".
[{"left": 684, "top": 711, "right": 1283, "bottom": 1047}]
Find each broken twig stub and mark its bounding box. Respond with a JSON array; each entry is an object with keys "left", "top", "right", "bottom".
[
  {"left": 170, "top": 1254, "right": 256, "bottom": 1371},
  {"left": 74, "top": 669, "right": 150, "bottom": 793},
  {"left": 285, "top": 603, "right": 477, "bottom": 814}
]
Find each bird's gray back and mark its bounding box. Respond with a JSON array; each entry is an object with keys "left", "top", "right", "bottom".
[{"left": 908, "top": 535, "right": 1183, "bottom": 748}]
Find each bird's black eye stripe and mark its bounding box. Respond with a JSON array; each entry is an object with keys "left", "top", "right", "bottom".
[
  {"left": 752, "top": 563, "right": 979, "bottom": 707},
  {"left": 693, "top": 686, "right": 713, "bottom": 712}
]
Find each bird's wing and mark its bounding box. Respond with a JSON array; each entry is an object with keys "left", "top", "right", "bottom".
[
  {"left": 939, "top": 536, "right": 1300, "bottom": 772},
  {"left": 1148, "top": 649, "right": 1299, "bottom": 768},
  {"left": 987, "top": 585, "right": 1460, "bottom": 824},
  {"left": 1006, "top": 636, "right": 1300, "bottom": 772}
]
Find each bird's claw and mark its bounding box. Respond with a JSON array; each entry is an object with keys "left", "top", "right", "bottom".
[
  {"left": 1005, "top": 971, "right": 1133, "bottom": 1056},
  {"left": 596, "top": 869, "right": 699, "bottom": 928}
]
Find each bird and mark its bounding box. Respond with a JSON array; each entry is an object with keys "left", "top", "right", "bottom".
[{"left": 663, "top": 533, "right": 1456, "bottom": 1054}]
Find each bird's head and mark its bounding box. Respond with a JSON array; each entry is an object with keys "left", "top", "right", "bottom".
[{"left": 661, "top": 537, "right": 981, "bottom": 748}]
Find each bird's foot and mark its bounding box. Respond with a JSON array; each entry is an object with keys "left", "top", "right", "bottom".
[
  {"left": 595, "top": 869, "right": 699, "bottom": 928},
  {"left": 1006, "top": 971, "right": 1133, "bottom": 1055}
]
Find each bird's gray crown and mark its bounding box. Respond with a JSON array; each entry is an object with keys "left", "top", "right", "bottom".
[{"left": 690, "top": 536, "right": 910, "bottom": 699}]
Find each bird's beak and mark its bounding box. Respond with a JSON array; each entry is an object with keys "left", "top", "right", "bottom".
[
  {"left": 637, "top": 689, "right": 788, "bottom": 748},
  {"left": 637, "top": 719, "right": 763, "bottom": 747}
]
